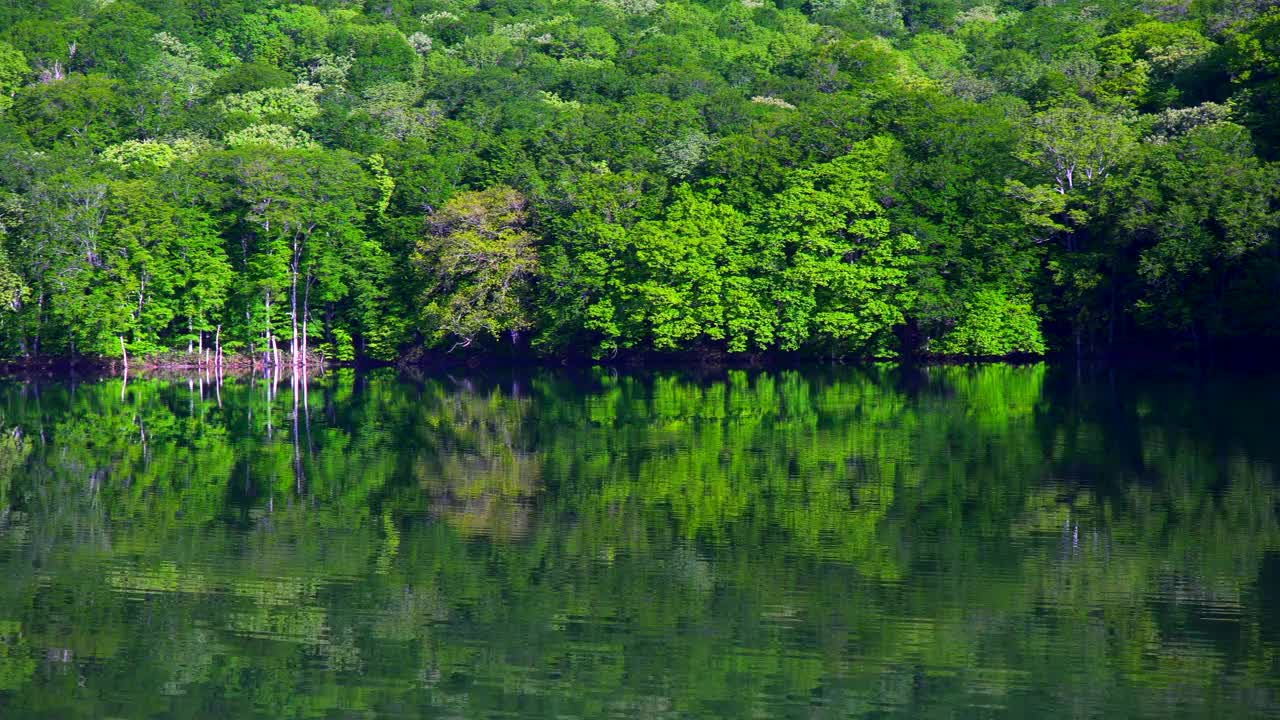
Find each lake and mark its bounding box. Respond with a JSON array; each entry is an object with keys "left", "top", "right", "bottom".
[{"left": 0, "top": 364, "right": 1277, "bottom": 718}]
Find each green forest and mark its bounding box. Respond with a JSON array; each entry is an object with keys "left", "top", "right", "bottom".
[{"left": 0, "top": 0, "right": 1276, "bottom": 363}]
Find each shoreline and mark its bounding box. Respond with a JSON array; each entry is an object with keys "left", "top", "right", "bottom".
[{"left": 0, "top": 344, "right": 1273, "bottom": 379}]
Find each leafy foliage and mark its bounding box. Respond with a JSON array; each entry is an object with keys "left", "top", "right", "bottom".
[
  {"left": 415, "top": 186, "right": 539, "bottom": 348},
  {"left": 931, "top": 287, "right": 1046, "bottom": 356},
  {"left": 0, "top": 0, "right": 1274, "bottom": 361}
]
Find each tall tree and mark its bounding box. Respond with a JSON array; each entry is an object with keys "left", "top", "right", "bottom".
[
  {"left": 414, "top": 186, "right": 539, "bottom": 350},
  {"left": 758, "top": 136, "right": 919, "bottom": 356},
  {"left": 212, "top": 147, "right": 389, "bottom": 364}
]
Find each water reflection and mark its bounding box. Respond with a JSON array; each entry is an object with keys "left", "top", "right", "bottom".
[{"left": 0, "top": 365, "right": 1276, "bottom": 718}]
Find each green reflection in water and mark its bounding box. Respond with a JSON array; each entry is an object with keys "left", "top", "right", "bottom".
[{"left": 0, "top": 365, "right": 1277, "bottom": 718}]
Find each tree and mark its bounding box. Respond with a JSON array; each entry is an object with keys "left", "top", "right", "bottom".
[
  {"left": 554, "top": 185, "right": 768, "bottom": 355},
  {"left": 869, "top": 89, "right": 1042, "bottom": 354},
  {"left": 11, "top": 74, "right": 131, "bottom": 150},
  {"left": 1120, "top": 122, "right": 1279, "bottom": 343},
  {"left": 16, "top": 177, "right": 229, "bottom": 359},
  {"left": 139, "top": 32, "right": 216, "bottom": 101},
  {"left": 612, "top": 188, "right": 768, "bottom": 353},
  {"left": 1, "top": 18, "right": 78, "bottom": 83},
  {"left": 1015, "top": 103, "right": 1135, "bottom": 197},
  {"left": 12, "top": 177, "right": 111, "bottom": 357},
  {"left": 1092, "top": 21, "right": 1214, "bottom": 111},
  {"left": 1011, "top": 102, "right": 1138, "bottom": 351},
  {"left": 327, "top": 23, "right": 419, "bottom": 89},
  {"left": 213, "top": 148, "right": 389, "bottom": 364},
  {"left": 414, "top": 186, "right": 539, "bottom": 350},
  {"left": 0, "top": 41, "right": 29, "bottom": 111},
  {"left": 536, "top": 168, "right": 668, "bottom": 355},
  {"left": 209, "top": 62, "right": 294, "bottom": 97},
  {"left": 759, "top": 136, "right": 919, "bottom": 355},
  {"left": 78, "top": 1, "right": 161, "bottom": 75},
  {"left": 0, "top": 230, "right": 26, "bottom": 318},
  {"left": 929, "top": 288, "right": 1045, "bottom": 356},
  {"left": 1224, "top": 7, "right": 1280, "bottom": 157}
]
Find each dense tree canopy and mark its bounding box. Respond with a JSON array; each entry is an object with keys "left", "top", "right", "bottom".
[{"left": 0, "top": 0, "right": 1275, "bottom": 362}]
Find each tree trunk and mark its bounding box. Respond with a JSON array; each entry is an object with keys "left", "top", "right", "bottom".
[
  {"left": 290, "top": 232, "right": 301, "bottom": 369},
  {"left": 264, "top": 291, "right": 273, "bottom": 367},
  {"left": 119, "top": 335, "right": 128, "bottom": 371},
  {"left": 290, "top": 266, "right": 299, "bottom": 368},
  {"left": 33, "top": 293, "right": 43, "bottom": 357},
  {"left": 302, "top": 275, "right": 312, "bottom": 369}
]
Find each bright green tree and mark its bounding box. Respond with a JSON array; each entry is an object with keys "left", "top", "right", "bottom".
[
  {"left": 759, "top": 136, "right": 919, "bottom": 356},
  {"left": 415, "top": 186, "right": 539, "bottom": 350}
]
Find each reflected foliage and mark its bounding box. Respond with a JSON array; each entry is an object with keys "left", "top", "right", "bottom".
[{"left": 0, "top": 366, "right": 1277, "bottom": 717}]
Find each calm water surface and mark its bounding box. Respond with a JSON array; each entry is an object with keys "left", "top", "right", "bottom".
[{"left": 0, "top": 365, "right": 1277, "bottom": 718}]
